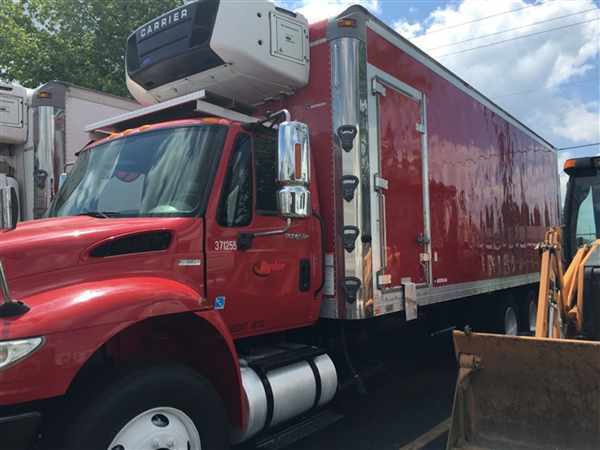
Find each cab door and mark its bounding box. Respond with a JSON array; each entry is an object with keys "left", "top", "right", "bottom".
[{"left": 205, "top": 129, "right": 321, "bottom": 337}]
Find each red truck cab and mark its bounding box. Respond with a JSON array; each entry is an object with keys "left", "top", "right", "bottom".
[{"left": 0, "top": 113, "right": 330, "bottom": 450}]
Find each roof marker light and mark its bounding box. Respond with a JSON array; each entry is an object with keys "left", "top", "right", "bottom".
[
  {"left": 337, "top": 18, "right": 357, "bottom": 28},
  {"left": 564, "top": 159, "right": 576, "bottom": 170}
]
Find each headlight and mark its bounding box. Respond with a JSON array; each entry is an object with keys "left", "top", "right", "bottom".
[{"left": 0, "top": 337, "right": 43, "bottom": 370}]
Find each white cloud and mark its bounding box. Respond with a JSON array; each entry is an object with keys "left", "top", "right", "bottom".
[
  {"left": 394, "top": 21, "right": 422, "bottom": 39},
  {"left": 553, "top": 101, "right": 600, "bottom": 142},
  {"left": 284, "top": 0, "right": 380, "bottom": 23},
  {"left": 393, "top": 0, "right": 600, "bottom": 147}
]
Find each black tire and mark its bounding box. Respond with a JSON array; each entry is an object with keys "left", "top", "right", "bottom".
[
  {"left": 60, "top": 365, "right": 229, "bottom": 450},
  {"left": 497, "top": 301, "right": 520, "bottom": 336},
  {"left": 521, "top": 293, "right": 538, "bottom": 335}
]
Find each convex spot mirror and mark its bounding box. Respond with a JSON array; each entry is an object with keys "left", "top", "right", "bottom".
[
  {"left": 0, "top": 187, "right": 18, "bottom": 231},
  {"left": 277, "top": 121, "right": 311, "bottom": 219},
  {"left": 58, "top": 172, "right": 68, "bottom": 190}
]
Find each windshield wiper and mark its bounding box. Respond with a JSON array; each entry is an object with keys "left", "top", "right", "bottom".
[{"left": 78, "top": 211, "right": 124, "bottom": 218}]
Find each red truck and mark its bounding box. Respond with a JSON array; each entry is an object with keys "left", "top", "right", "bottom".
[{"left": 0, "top": 2, "right": 559, "bottom": 450}]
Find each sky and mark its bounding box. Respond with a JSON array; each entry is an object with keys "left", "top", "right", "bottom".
[{"left": 275, "top": 0, "right": 600, "bottom": 196}]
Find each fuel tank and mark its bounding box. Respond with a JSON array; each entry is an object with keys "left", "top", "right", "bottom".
[{"left": 233, "top": 347, "right": 337, "bottom": 443}]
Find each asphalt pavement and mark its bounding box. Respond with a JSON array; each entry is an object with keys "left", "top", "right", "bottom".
[{"left": 287, "top": 329, "right": 458, "bottom": 450}]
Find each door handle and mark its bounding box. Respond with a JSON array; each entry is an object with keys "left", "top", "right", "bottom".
[{"left": 299, "top": 259, "right": 311, "bottom": 292}]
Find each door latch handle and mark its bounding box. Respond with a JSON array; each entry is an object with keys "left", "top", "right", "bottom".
[
  {"left": 341, "top": 175, "right": 359, "bottom": 202},
  {"left": 343, "top": 226, "right": 360, "bottom": 253},
  {"left": 416, "top": 233, "right": 430, "bottom": 245}
]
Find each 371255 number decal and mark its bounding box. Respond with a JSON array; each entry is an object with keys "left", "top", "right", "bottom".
[{"left": 214, "top": 240, "right": 237, "bottom": 251}]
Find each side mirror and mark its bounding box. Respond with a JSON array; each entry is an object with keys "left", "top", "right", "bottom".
[
  {"left": 58, "top": 172, "right": 68, "bottom": 190},
  {"left": 277, "top": 121, "right": 311, "bottom": 219},
  {"left": 0, "top": 187, "right": 18, "bottom": 231}
]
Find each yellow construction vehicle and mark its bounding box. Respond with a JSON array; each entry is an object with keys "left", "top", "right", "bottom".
[{"left": 448, "top": 156, "right": 600, "bottom": 450}]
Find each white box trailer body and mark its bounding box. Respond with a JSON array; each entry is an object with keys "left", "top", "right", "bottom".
[{"left": 0, "top": 81, "right": 138, "bottom": 222}]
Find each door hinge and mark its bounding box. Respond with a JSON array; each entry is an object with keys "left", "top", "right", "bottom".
[
  {"left": 374, "top": 174, "right": 388, "bottom": 192},
  {"left": 372, "top": 79, "right": 387, "bottom": 96}
]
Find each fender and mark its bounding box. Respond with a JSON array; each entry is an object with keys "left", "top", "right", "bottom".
[
  {"left": 0, "top": 278, "right": 246, "bottom": 428},
  {"left": 1, "top": 276, "right": 209, "bottom": 339},
  {"left": 192, "top": 309, "right": 246, "bottom": 429},
  {"left": 0, "top": 277, "right": 210, "bottom": 405}
]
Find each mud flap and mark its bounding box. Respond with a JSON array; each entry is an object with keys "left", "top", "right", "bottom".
[{"left": 448, "top": 330, "right": 600, "bottom": 450}]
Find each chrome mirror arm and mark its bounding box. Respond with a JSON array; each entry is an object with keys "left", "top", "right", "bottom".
[{"left": 237, "top": 218, "right": 292, "bottom": 251}]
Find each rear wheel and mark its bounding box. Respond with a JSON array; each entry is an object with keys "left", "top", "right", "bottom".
[
  {"left": 502, "top": 304, "right": 519, "bottom": 336},
  {"left": 61, "top": 365, "right": 229, "bottom": 450},
  {"left": 527, "top": 297, "right": 538, "bottom": 334}
]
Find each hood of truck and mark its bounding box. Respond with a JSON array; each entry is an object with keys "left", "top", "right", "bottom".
[{"left": 0, "top": 216, "right": 206, "bottom": 315}]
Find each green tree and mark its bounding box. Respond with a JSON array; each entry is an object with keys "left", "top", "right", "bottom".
[{"left": 0, "top": 0, "right": 180, "bottom": 96}]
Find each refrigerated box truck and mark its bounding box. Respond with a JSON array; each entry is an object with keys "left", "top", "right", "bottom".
[
  {"left": 0, "top": 2, "right": 559, "bottom": 449},
  {"left": 0, "top": 80, "right": 138, "bottom": 225}
]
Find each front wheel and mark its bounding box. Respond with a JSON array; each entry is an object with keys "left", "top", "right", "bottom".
[
  {"left": 108, "top": 406, "right": 201, "bottom": 450},
  {"left": 62, "top": 365, "right": 229, "bottom": 450}
]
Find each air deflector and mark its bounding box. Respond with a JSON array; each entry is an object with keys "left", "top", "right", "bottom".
[{"left": 90, "top": 231, "right": 172, "bottom": 258}]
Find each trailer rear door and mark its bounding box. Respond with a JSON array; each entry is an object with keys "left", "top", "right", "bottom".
[{"left": 375, "top": 79, "right": 429, "bottom": 287}]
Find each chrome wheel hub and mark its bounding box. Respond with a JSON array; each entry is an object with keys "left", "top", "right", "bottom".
[
  {"left": 529, "top": 299, "right": 537, "bottom": 333},
  {"left": 504, "top": 306, "right": 518, "bottom": 336},
  {"left": 108, "top": 407, "right": 201, "bottom": 450}
]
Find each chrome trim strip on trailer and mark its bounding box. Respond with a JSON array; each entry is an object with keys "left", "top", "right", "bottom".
[
  {"left": 365, "top": 19, "right": 553, "bottom": 151},
  {"left": 330, "top": 36, "right": 373, "bottom": 319},
  {"left": 420, "top": 273, "right": 540, "bottom": 306},
  {"left": 376, "top": 273, "right": 540, "bottom": 317},
  {"left": 85, "top": 90, "right": 258, "bottom": 134}
]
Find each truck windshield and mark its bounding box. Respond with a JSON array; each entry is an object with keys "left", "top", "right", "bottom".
[{"left": 48, "top": 125, "right": 227, "bottom": 218}]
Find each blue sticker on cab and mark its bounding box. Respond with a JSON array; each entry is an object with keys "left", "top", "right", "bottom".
[{"left": 215, "top": 296, "right": 226, "bottom": 310}]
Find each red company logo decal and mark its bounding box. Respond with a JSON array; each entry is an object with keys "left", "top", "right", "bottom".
[{"left": 253, "top": 260, "right": 286, "bottom": 277}]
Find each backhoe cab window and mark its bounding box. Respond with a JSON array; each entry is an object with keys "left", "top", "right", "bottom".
[
  {"left": 565, "top": 173, "right": 600, "bottom": 258},
  {"left": 573, "top": 179, "right": 600, "bottom": 245}
]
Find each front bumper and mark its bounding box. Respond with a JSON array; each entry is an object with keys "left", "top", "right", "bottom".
[{"left": 0, "top": 412, "right": 41, "bottom": 450}]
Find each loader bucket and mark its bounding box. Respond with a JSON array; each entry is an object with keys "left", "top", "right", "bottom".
[{"left": 448, "top": 330, "right": 600, "bottom": 450}]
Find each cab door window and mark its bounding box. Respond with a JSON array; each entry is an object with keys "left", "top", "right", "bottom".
[
  {"left": 254, "top": 129, "right": 278, "bottom": 215},
  {"left": 218, "top": 134, "right": 252, "bottom": 227}
]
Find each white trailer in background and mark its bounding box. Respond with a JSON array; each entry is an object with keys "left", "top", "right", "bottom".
[{"left": 0, "top": 80, "right": 138, "bottom": 224}]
